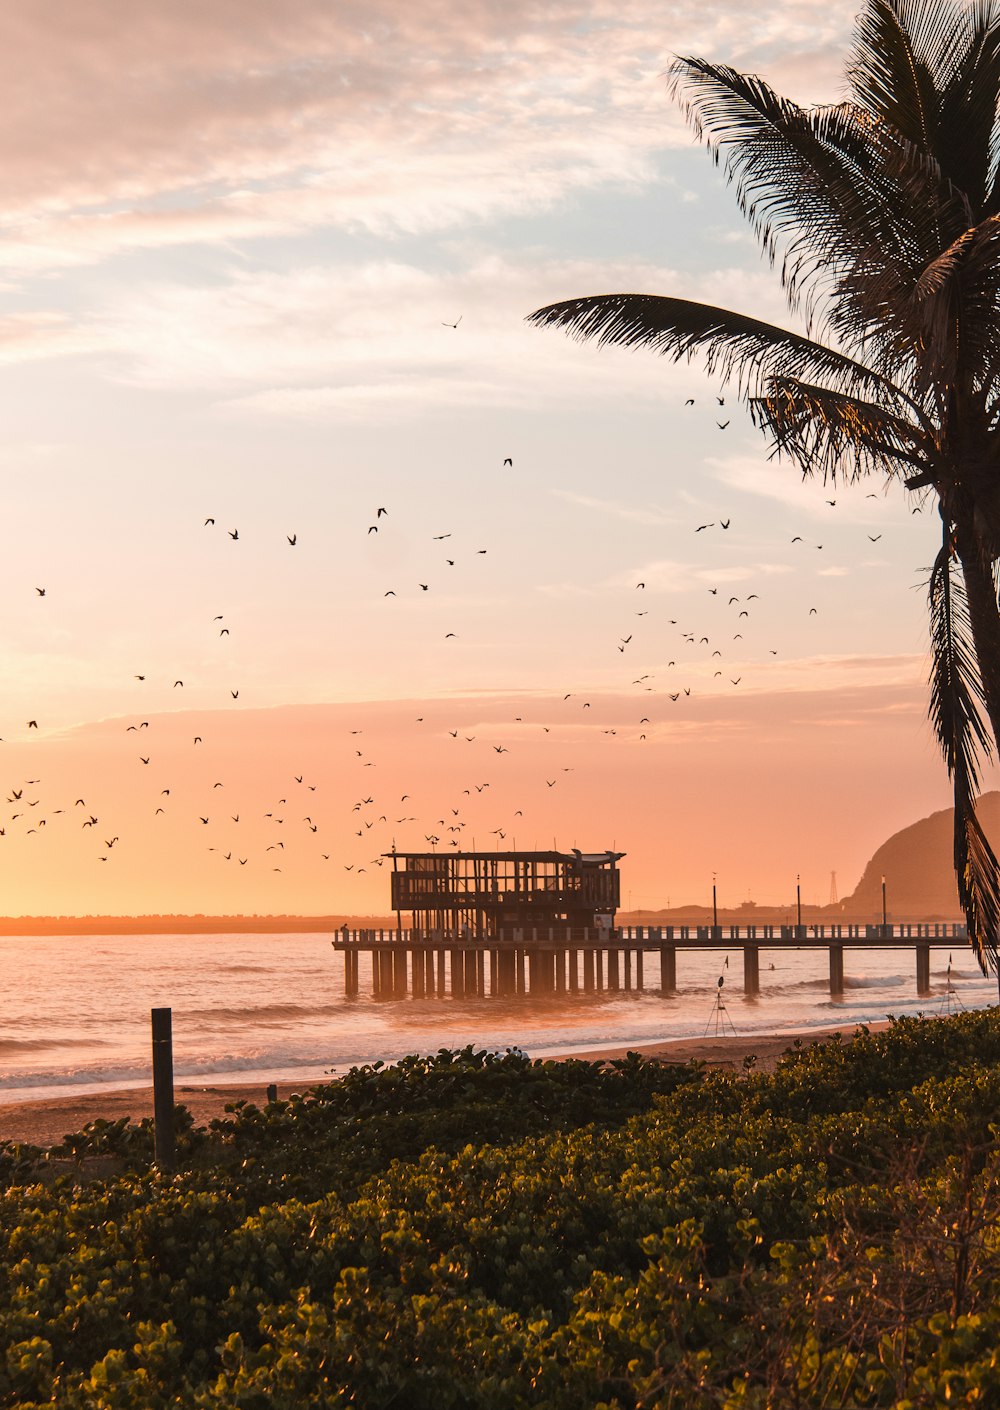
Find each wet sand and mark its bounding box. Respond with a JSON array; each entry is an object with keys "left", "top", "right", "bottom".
[{"left": 0, "top": 1021, "right": 888, "bottom": 1149}]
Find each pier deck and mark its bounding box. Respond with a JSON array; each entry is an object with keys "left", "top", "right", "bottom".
[{"left": 332, "top": 922, "right": 969, "bottom": 1000}]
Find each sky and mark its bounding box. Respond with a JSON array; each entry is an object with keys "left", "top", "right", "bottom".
[{"left": 0, "top": 0, "right": 984, "bottom": 918}]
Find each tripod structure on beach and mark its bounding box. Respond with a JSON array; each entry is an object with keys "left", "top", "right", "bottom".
[
  {"left": 938, "top": 953, "right": 965, "bottom": 1017},
  {"left": 704, "top": 965, "right": 737, "bottom": 1037}
]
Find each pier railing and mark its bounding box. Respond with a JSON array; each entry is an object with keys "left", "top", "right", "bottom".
[{"left": 331, "top": 922, "right": 970, "bottom": 1000}]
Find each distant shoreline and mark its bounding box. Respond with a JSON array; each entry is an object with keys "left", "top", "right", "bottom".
[{"left": 0, "top": 911, "right": 966, "bottom": 936}]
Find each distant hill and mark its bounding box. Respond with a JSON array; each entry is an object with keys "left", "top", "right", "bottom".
[{"left": 840, "top": 791, "right": 1000, "bottom": 920}]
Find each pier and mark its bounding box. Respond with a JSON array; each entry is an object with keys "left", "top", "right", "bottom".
[{"left": 332, "top": 921, "right": 969, "bottom": 1000}]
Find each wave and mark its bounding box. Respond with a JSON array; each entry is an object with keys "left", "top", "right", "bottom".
[
  {"left": 179, "top": 1003, "right": 343, "bottom": 1025},
  {"left": 0, "top": 1046, "right": 337, "bottom": 1093},
  {"left": 0, "top": 1037, "right": 109, "bottom": 1057}
]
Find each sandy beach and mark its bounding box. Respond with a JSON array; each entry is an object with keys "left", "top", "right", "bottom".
[{"left": 0, "top": 1022, "right": 888, "bottom": 1148}]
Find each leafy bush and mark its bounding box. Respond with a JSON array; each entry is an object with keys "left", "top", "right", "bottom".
[{"left": 0, "top": 1015, "right": 999, "bottom": 1406}]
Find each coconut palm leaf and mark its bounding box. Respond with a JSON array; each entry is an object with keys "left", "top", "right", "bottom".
[
  {"left": 527, "top": 293, "right": 917, "bottom": 406},
  {"left": 751, "top": 377, "right": 931, "bottom": 482},
  {"left": 929, "top": 542, "right": 1000, "bottom": 975},
  {"left": 668, "top": 55, "right": 962, "bottom": 361}
]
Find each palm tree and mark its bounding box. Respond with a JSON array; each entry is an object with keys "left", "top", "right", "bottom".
[{"left": 530, "top": 0, "right": 1000, "bottom": 988}]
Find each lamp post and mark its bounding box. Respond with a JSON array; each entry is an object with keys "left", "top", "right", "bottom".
[
  {"left": 796, "top": 875, "right": 802, "bottom": 930},
  {"left": 881, "top": 875, "right": 887, "bottom": 931},
  {"left": 712, "top": 875, "right": 718, "bottom": 930}
]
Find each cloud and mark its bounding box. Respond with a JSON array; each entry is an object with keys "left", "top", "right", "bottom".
[
  {"left": 0, "top": 0, "right": 853, "bottom": 273},
  {"left": 550, "top": 489, "right": 681, "bottom": 527},
  {"left": 72, "top": 255, "right": 796, "bottom": 417}
]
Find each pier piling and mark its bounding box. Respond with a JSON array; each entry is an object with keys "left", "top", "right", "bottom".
[{"left": 333, "top": 923, "right": 968, "bottom": 1005}]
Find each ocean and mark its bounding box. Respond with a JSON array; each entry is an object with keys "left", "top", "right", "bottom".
[{"left": 0, "top": 932, "right": 994, "bottom": 1108}]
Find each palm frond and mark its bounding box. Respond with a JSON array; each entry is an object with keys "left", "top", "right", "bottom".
[
  {"left": 928, "top": 542, "right": 1000, "bottom": 975},
  {"left": 847, "top": 0, "right": 958, "bottom": 147},
  {"left": 667, "top": 58, "right": 914, "bottom": 324},
  {"left": 936, "top": 1, "right": 1000, "bottom": 214},
  {"left": 668, "top": 54, "right": 971, "bottom": 372},
  {"left": 526, "top": 294, "right": 922, "bottom": 412},
  {"left": 751, "top": 377, "right": 931, "bottom": 482}
]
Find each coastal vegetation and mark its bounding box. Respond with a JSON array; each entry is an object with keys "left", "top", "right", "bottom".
[
  {"left": 530, "top": 0, "right": 1000, "bottom": 987},
  {"left": 2, "top": 1011, "right": 1000, "bottom": 1406}
]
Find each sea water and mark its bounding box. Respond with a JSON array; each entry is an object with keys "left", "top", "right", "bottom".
[{"left": 0, "top": 932, "right": 994, "bottom": 1105}]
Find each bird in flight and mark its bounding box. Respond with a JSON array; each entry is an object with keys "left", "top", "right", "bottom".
[
  {"left": 35, "top": 587, "right": 45, "bottom": 597},
  {"left": 229, "top": 529, "right": 239, "bottom": 540},
  {"left": 720, "top": 519, "right": 730, "bottom": 529},
  {"left": 717, "top": 420, "right": 730, "bottom": 430},
  {"left": 442, "top": 315, "right": 462, "bottom": 328},
  {"left": 204, "top": 518, "right": 215, "bottom": 526},
  {"left": 868, "top": 534, "right": 882, "bottom": 542},
  {"left": 287, "top": 533, "right": 297, "bottom": 545},
  {"left": 503, "top": 457, "right": 513, "bottom": 466}
]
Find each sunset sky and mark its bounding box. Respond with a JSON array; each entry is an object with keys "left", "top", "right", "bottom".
[{"left": 0, "top": 0, "right": 986, "bottom": 918}]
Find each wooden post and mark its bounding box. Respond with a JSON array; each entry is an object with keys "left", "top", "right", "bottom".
[
  {"left": 569, "top": 949, "right": 579, "bottom": 993},
  {"left": 623, "top": 949, "right": 632, "bottom": 991},
  {"left": 635, "top": 949, "right": 643, "bottom": 991},
  {"left": 607, "top": 950, "right": 620, "bottom": 991},
  {"left": 412, "top": 948, "right": 426, "bottom": 998},
  {"left": 743, "top": 945, "right": 759, "bottom": 997},
  {"left": 437, "top": 948, "right": 446, "bottom": 995},
  {"left": 660, "top": 944, "right": 676, "bottom": 994},
  {"left": 583, "top": 949, "right": 595, "bottom": 992},
  {"left": 555, "top": 950, "right": 566, "bottom": 992},
  {"left": 829, "top": 944, "right": 844, "bottom": 997},
  {"left": 516, "top": 947, "right": 526, "bottom": 994},
  {"left": 916, "top": 942, "right": 931, "bottom": 995},
  {"left": 596, "top": 948, "right": 604, "bottom": 990},
  {"left": 151, "top": 1008, "right": 175, "bottom": 1173}
]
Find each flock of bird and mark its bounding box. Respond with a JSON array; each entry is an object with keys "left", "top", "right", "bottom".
[{"left": 1, "top": 368, "right": 909, "bottom": 903}]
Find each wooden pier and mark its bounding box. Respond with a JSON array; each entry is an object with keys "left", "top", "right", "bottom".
[{"left": 332, "top": 921, "right": 970, "bottom": 1000}]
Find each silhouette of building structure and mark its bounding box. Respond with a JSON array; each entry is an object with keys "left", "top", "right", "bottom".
[{"left": 387, "top": 848, "right": 623, "bottom": 938}]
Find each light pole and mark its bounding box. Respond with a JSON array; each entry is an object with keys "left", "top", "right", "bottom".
[
  {"left": 796, "top": 875, "right": 802, "bottom": 930},
  {"left": 881, "top": 875, "right": 887, "bottom": 931},
  {"left": 712, "top": 874, "right": 718, "bottom": 930}
]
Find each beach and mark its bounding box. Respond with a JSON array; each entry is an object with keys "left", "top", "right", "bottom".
[{"left": 0, "top": 1021, "right": 888, "bottom": 1148}]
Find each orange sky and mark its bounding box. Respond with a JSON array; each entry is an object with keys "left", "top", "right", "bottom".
[
  {"left": 0, "top": 1, "right": 980, "bottom": 916},
  {"left": 0, "top": 675, "right": 968, "bottom": 916}
]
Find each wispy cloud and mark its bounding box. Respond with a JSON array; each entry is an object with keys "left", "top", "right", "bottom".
[
  {"left": 550, "top": 489, "right": 681, "bottom": 527},
  {"left": 0, "top": 1, "right": 852, "bottom": 275}
]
